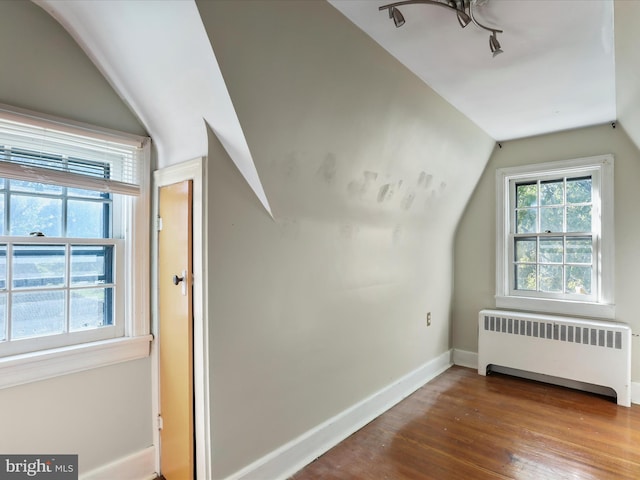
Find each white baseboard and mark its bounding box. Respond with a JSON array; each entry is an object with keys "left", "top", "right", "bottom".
[
  {"left": 224, "top": 350, "right": 453, "bottom": 480},
  {"left": 80, "top": 446, "right": 156, "bottom": 480},
  {"left": 452, "top": 349, "right": 478, "bottom": 369},
  {"left": 453, "top": 348, "right": 640, "bottom": 406}
]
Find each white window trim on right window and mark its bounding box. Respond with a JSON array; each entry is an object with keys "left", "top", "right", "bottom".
[{"left": 495, "top": 154, "right": 615, "bottom": 319}]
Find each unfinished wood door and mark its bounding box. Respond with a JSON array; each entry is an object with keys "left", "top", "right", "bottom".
[{"left": 158, "top": 180, "right": 194, "bottom": 479}]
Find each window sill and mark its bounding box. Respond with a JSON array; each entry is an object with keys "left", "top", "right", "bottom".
[
  {"left": 0, "top": 335, "right": 152, "bottom": 390},
  {"left": 495, "top": 295, "right": 615, "bottom": 320}
]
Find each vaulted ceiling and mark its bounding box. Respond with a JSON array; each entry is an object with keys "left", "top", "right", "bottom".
[
  {"left": 33, "top": 0, "right": 640, "bottom": 213},
  {"left": 329, "top": 0, "right": 616, "bottom": 141}
]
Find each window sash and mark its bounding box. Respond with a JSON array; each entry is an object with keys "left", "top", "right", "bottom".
[
  {"left": 0, "top": 180, "right": 113, "bottom": 238},
  {"left": 509, "top": 233, "right": 598, "bottom": 302},
  {"left": 0, "top": 237, "right": 124, "bottom": 357},
  {"left": 507, "top": 171, "right": 598, "bottom": 302}
]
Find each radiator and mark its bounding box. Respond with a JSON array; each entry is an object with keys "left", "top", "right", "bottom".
[{"left": 478, "top": 309, "right": 632, "bottom": 407}]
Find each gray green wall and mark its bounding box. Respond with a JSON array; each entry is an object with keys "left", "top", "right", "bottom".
[
  {"left": 0, "top": 1, "right": 151, "bottom": 474},
  {"left": 452, "top": 124, "right": 640, "bottom": 381},
  {"left": 0, "top": 1, "right": 145, "bottom": 136},
  {"left": 198, "top": 0, "right": 494, "bottom": 477}
]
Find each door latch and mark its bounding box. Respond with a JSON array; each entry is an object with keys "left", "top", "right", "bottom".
[{"left": 172, "top": 270, "right": 187, "bottom": 296}]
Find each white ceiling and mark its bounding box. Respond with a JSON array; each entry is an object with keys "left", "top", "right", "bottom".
[{"left": 329, "top": 0, "right": 616, "bottom": 141}]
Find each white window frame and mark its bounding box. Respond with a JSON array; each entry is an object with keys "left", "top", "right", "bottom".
[
  {"left": 0, "top": 104, "right": 151, "bottom": 389},
  {"left": 495, "top": 155, "right": 614, "bottom": 319}
]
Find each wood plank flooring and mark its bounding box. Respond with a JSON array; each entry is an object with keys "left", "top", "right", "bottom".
[{"left": 291, "top": 366, "right": 640, "bottom": 479}]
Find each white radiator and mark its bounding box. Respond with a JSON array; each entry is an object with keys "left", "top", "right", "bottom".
[{"left": 478, "top": 309, "right": 632, "bottom": 407}]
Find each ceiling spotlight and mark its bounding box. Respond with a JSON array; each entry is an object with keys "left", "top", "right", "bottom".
[
  {"left": 378, "top": 0, "right": 504, "bottom": 57},
  {"left": 489, "top": 32, "right": 503, "bottom": 57},
  {"left": 456, "top": 10, "right": 471, "bottom": 28},
  {"left": 390, "top": 7, "right": 406, "bottom": 27}
]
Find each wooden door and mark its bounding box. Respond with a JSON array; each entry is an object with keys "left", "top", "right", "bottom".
[{"left": 158, "top": 180, "right": 194, "bottom": 479}]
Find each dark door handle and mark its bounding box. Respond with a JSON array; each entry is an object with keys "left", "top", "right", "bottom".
[{"left": 172, "top": 274, "right": 184, "bottom": 285}]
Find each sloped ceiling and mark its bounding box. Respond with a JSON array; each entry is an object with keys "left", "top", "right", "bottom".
[
  {"left": 31, "top": 0, "right": 640, "bottom": 212},
  {"left": 329, "top": 0, "right": 617, "bottom": 141},
  {"left": 34, "top": 0, "right": 272, "bottom": 215}
]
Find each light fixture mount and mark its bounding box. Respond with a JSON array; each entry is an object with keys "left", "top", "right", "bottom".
[{"left": 378, "top": 0, "right": 504, "bottom": 57}]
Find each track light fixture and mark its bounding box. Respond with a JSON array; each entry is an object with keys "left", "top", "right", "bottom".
[
  {"left": 390, "top": 6, "right": 405, "bottom": 27},
  {"left": 379, "top": 0, "right": 504, "bottom": 57},
  {"left": 489, "top": 31, "right": 503, "bottom": 57}
]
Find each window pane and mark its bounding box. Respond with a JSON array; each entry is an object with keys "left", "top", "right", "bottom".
[
  {"left": 0, "top": 293, "right": 5, "bottom": 341},
  {"left": 539, "top": 237, "right": 563, "bottom": 263},
  {"left": 567, "top": 205, "right": 591, "bottom": 232},
  {"left": 566, "top": 266, "right": 592, "bottom": 295},
  {"left": 515, "top": 238, "right": 536, "bottom": 263},
  {"left": 71, "top": 245, "right": 113, "bottom": 285},
  {"left": 566, "top": 238, "right": 592, "bottom": 264},
  {"left": 540, "top": 180, "right": 563, "bottom": 206},
  {"left": 566, "top": 177, "right": 591, "bottom": 204},
  {"left": 9, "top": 180, "right": 62, "bottom": 195},
  {"left": 515, "top": 264, "right": 536, "bottom": 290},
  {"left": 0, "top": 195, "right": 4, "bottom": 236},
  {"left": 539, "top": 264, "right": 563, "bottom": 292},
  {"left": 67, "top": 200, "right": 109, "bottom": 238},
  {"left": 540, "top": 207, "right": 563, "bottom": 233},
  {"left": 516, "top": 209, "right": 537, "bottom": 233},
  {"left": 516, "top": 182, "right": 537, "bottom": 207},
  {"left": 10, "top": 195, "right": 62, "bottom": 236},
  {"left": 11, "top": 290, "right": 65, "bottom": 339},
  {"left": 12, "top": 245, "right": 66, "bottom": 288},
  {"left": 0, "top": 245, "right": 5, "bottom": 290},
  {"left": 70, "top": 287, "right": 113, "bottom": 331}
]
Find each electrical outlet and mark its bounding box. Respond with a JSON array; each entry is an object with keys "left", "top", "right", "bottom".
[{"left": 427, "top": 312, "right": 432, "bottom": 326}]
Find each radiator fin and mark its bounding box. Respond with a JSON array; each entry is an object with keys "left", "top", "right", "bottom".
[{"left": 482, "top": 315, "right": 622, "bottom": 350}]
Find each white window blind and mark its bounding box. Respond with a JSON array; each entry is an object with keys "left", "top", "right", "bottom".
[{"left": 0, "top": 105, "right": 148, "bottom": 195}]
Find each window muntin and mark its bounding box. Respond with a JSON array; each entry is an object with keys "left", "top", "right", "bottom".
[{"left": 496, "top": 155, "right": 614, "bottom": 318}]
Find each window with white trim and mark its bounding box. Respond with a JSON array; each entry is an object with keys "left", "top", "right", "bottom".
[
  {"left": 496, "top": 155, "right": 614, "bottom": 318},
  {"left": 0, "top": 105, "right": 150, "bottom": 360}
]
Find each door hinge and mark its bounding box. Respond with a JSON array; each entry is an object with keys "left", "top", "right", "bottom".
[
  {"left": 157, "top": 415, "right": 163, "bottom": 430},
  {"left": 156, "top": 216, "right": 163, "bottom": 232}
]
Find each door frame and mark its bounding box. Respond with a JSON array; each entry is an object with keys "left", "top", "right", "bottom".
[{"left": 152, "top": 157, "right": 210, "bottom": 479}]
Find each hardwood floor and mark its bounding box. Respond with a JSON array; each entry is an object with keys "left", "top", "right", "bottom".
[{"left": 291, "top": 366, "right": 640, "bottom": 479}]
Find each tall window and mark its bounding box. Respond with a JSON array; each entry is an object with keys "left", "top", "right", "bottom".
[
  {"left": 0, "top": 106, "right": 149, "bottom": 358},
  {"left": 496, "top": 155, "right": 614, "bottom": 318}
]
